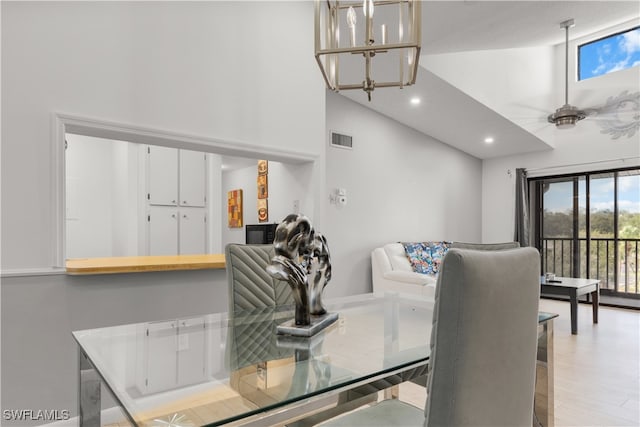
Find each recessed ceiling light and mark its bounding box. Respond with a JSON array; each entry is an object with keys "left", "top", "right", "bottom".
[
  {"left": 484, "top": 137, "right": 495, "bottom": 144},
  {"left": 410, "top": 97, "right": 421, "bottom": 105}
]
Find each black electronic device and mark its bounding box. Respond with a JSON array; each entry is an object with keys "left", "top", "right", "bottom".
[{"left": 245, "top": 223, "right": 278, "bottom": 244}]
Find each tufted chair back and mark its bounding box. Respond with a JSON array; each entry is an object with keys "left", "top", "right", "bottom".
[{"left": 225, "top": 243, "right": 293, "bottom": 313}]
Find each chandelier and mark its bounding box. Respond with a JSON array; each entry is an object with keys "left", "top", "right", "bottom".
[{"left": 314, "top": 0, "right": 422, "bottom": 101}]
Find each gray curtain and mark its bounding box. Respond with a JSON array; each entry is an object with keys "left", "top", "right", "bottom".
[{"left": 514, "top": 168, "right": 530, "bottom": 247}]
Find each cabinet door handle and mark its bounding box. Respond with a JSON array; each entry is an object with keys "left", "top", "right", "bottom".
[
  {"left": 183, "top": 200, "right": 187, "bottom": 204},
  {"left": 172, "top": 200, "right": 176, "bottom": 204},
  {"left": 183, "top": 214, "right": 188, "bottom": 219},
  {"left": 171, "top": 214, "right": 176, "bottom": 219}
]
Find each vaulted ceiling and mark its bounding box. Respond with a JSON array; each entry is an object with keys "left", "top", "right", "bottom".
[{"left": 338, "top": 1, "right": 640, "bottom": 159}]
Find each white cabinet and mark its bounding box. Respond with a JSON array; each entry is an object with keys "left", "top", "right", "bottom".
[
  {"left": 148, "top": 207, "right": 179, "bottom": 256},
  {"left": 179, "top": 208, "right": 206, "bottom": 255},
  {"left": 136, "top": 318, "right": 208, "bottom": 395},
  {"left": 146, "top": 146, "right": 208, "bottom": 255},
  {"left": 148, "top": 146, "right": 178, "bottom": 206},
  {"left": 137, "top": 320, "right": 178, "bottom": 394},
  {"left": 148, "top": 147, "right": 206, "bottom": 207},
  {"left": 147, "top": 207, "right": 206, "bottom": 255},
  {"left": 176, "top": 318, "right": 207, "bottom": 386},
  {"left": 179, "top": 150, "right": 206, "bottom": 207}
]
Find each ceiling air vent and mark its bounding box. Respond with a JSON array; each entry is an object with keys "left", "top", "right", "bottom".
[{"left": 330, "top": 132, "right": 353, "bottom": 150}]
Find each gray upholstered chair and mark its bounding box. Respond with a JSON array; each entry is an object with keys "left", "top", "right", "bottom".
[
  {"left": 319, "top": 247, "right": 541, "bottom": 427},
  {"left": 225, "top": 243, "right": 294, "bottom": 313},
  {"left": 225, "top": 244, "right": 296, "bottom": 406},
  {"left": 225, "top": 243, "right": 378, "bottom": 423}
]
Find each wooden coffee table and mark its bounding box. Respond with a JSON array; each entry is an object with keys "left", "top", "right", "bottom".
[{"left": 540, "top": 277, "right": 600, "bottom": 335}]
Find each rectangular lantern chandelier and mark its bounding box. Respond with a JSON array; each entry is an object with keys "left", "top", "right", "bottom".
[{"left": 314, "top": 0, "right": 422, "bottom": 101}]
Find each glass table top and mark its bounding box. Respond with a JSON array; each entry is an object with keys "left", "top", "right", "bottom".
[
  {"left": 74, "top": 293, "right": 558, "bottom": 426},
  {"left": 73, "top": 293, "right": 434, "bottom": 426},
  {"left": 540, "top": 276, "right": 600, "bottom": 288},
  {"left": 539, "top": 312, "right": 559, "bottom": 323}
]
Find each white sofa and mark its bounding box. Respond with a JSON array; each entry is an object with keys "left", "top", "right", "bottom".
[
  {"left": 371, "top": 243, "right": 438, "bottom": 300},
  {"left": 371, "top": 241, "right": 521, "bottom": 301}
]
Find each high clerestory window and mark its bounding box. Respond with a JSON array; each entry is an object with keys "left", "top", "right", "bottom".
[{"left": 578, "top": 26, "right": 640, "bottom": 81}]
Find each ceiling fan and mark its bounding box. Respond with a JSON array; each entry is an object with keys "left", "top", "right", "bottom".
[
  {"left": 546, "top": 19, "right": 639, "bottom": 139},
  {"left": 547, "top": 19, "right": 586, "bottom": 129}
]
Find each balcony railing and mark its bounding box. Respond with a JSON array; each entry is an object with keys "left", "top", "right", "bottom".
[{"left": 541, "top": 237, "right": 640, "bottom": 296}]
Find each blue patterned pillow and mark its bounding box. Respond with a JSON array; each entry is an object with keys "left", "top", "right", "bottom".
[
  {"left": 426, "top": 241, "right": 451, "bottom": 275},
  {"left": 402, "top": 241, "right": 451, "bottom": 275},
  {"left": 402, "top": 242, "right": 432, "bottom": 274}
]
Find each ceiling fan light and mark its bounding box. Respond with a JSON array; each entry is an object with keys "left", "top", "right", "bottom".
[
  {"left": 547, "top": 104, "right": 586, "bottom": 129},
  {"left": 555, "top": 117, "right": 578, "bottom": 129}
]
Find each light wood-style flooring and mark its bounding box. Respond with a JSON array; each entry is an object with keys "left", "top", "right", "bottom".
[{"left": 399, "top": 298, "right": 640, "bottom": 426}]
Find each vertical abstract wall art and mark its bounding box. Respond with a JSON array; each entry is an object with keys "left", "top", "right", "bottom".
[
  {"left": 257, "top": 160, "right": 269, "bottom": 221},
  {"left": 257, "top": 174, "right": 268, "bottom": 199},
  {"left": 227, "top": 189, "right": 243, "bottom": 228},
  {"left": 258, "top": 159, "right": 268, "bottom": 175},
  {"left": 258, "top": 199, "right": 268, "bottom": 222}
]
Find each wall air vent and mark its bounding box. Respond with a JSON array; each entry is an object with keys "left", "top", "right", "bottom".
[{"left": 330, "top": 132, "right": 353, "bottom": 150}]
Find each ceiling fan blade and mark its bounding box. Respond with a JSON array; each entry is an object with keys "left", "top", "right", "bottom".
[
  {"left": 582, "top": 90, "right": 639, "bottom": 118},
  {"left": 527, "top": 122, "right": 553, "bottom": 134},
  {"left": 505, "top": 115, "right": 552, "bottom": 134},
  {"left": 583, "top": 91, "right": 640, "bottom": 139},
  {"left": 509, "top": 116, "right": 548, "bottom": 125},
  {"left": 583, "top": 107, "right": 599, "bottom": 117},
  {"left": 510, "top": 103, "right": 550, "bottom": 116}
]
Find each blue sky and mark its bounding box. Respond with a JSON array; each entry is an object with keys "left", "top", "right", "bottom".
[
  {"left": 544, "top": 175, "right": 640, "bottom": 213},
  {"left": 579, "top": 27, "right": 640, "bottom": 80}
]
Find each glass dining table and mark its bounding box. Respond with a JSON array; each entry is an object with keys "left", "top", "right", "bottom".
[{"left": 73, "top": 293, "right": 557, "bottom": 427}]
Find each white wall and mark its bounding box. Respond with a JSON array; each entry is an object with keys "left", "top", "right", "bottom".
[
  {"left": 114, "top": 141, "right": 141, "bottom": 256},
  {"left": 65, "top": 134, "right": 118, "bottom": 258},
  {"left": 1, "top": 270, "right": 228, "bottom": 424},
  {"left": 1, "top": 2, "right": 324, "bottom": 423},
  {"left": 323, "top": 92, "right": 483, "bottom": 297},
  {"left": 1, "top": 1, "right": 325, "bottom": 271},
  {"left": 207, "top": 153, "right": 223, "bottom": 254},
  {"left": 66, "top": 135, "right": 142, "bottom": 258},
  {"left": 221, "top": 161, "right": 314, "bottom": 247}
]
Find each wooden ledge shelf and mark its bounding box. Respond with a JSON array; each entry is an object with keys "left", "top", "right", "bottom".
[{"left": 66, "top": 254, "right": 226, "bottom": 275}]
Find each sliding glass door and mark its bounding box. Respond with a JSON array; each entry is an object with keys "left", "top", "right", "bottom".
[
  {"left": 532, "top": 168, "right": 639, "bottom": 299},
  {"left": 617, "top": 171, "right": 640, "bottom": 294}
]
